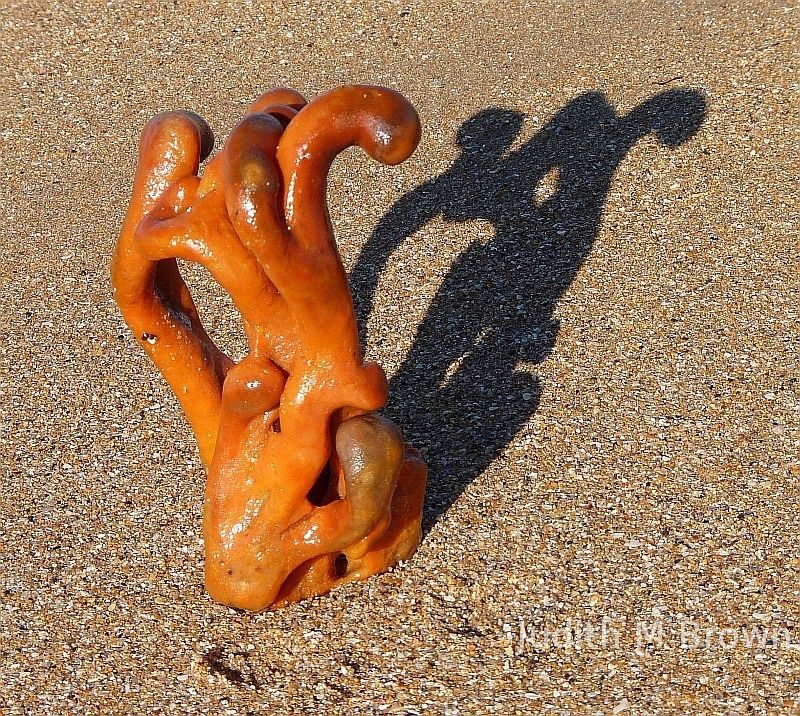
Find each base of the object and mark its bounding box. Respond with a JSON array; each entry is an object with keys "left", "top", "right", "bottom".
[
  {"left": 270, "top": 446, "right": 427, "bottom": 608},
  {"left": 204, "top": 445, "right": 427, "bottom": 611}
]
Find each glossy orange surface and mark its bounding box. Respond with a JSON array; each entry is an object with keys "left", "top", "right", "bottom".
[{"left": 111, "top": 86, "right": 426, "bottom": 611}]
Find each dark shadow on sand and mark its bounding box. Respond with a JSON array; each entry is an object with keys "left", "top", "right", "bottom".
[{"left": 351, "top": 89, "right": 706, "bottom": 531}]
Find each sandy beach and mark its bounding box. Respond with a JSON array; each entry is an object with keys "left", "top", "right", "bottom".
[{"left": 1, "top": 0, "right": 798, "bottom": 713}]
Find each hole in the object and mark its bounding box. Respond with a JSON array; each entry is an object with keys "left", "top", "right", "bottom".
[
  {"left": 175, "top": 260, "right": 249, "bottom": 362},
  {"left": 333, "top": 553, "right": 348, "bottom": 579},
  {"left": 272, "top": 417, "right": 281, "bottom": 433},
  {"left": 306, "top": 461, "right": 338, "bottom": 506}
]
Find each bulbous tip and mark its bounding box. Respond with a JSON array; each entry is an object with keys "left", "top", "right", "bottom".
[
  {"left": 335, "top": 412, "right": 405, "bottom": 535},
  {"left": 181, "top": 110, "right": 215, "bottom": 161},
  {"left": 361, "top": 87, "right": 422, "bottom": 165},
  {"left": 141, "top": 110, "right": 215, "bottom": 161}
]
